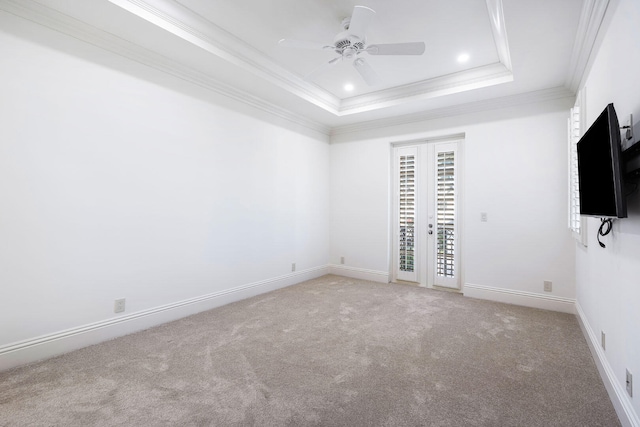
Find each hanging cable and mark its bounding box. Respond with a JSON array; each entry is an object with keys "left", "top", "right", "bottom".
[{"left": 597, "top": 218, "right": 614, "bottom": 248}]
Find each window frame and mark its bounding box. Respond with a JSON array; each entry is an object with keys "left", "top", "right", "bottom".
[{"left": 569, "top": 91, "right": 587, "bottom": 246}]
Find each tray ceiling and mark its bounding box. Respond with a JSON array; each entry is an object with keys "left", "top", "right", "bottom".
[{"left": 0, "top": 0, "right": 599, "bottom": 132}]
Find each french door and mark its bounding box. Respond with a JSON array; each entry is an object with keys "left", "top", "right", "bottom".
[{"left": 392, "top": 140, "right": 461, "bottom": 289}]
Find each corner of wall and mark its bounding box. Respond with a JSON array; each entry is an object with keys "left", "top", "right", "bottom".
[{"left": 328, "top": 264, "right": 389, "bottom": 283}]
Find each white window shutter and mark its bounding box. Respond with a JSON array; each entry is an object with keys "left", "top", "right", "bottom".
[
  {"left": 436, "top": 150, "right": 455, "bottom": 278},
  {"left": 434, "top": 143, "right": 459, "bottom": 288},
  {"left": 568, "top": 104, "right": 584, "bottom": 243},
  {"left": 396, "top": 146, "right": 418, "bottom": 282}
]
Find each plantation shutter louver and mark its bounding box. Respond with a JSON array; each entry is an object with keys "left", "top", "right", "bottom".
[
  {"left": 436, "top": 151, "right": 455, "bottom": 278},
  {"left": 569, "top": 106, "right": 582, "bottom": 236},
  {"left": 396, "top": 147, "right": 418, "bottom": 282},
  {"left": 434, "top": 142, "right": 458, "bottom": 288}
]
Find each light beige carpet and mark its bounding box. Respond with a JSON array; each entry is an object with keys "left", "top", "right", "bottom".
[{"left": 0, "top": 275, "right": 620, "bottom": 426}]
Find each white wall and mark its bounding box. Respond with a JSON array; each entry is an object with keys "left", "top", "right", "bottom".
[
  {"left": 330, "top": 99, "right": 576, "bottom": 307},
  {"left": 576, "top": 0, "right": 640, "bottom": 422},
  {"left": 0, "top": 11, "right": 330, "bottom": 353}
]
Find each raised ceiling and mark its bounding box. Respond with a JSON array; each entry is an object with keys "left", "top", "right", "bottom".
[
  {"left": 175, "top": 0, "right": 506, "bottom": 96},
  {"left": 0, "top": 0, "right": 606, "bottom": 133}
]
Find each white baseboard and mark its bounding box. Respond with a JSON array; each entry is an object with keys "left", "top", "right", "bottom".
[
  {"left": 463, "top": 283, "right": 576, "bottom": 314},
  {"left": 329, "top": 264, "right": 389, "bottom": 283},
  {"left": 575, "top": 302, "right": 639, "bottom": 427},
  {"left": 0, "top": 265, "right": 330, "bottom": 372}
]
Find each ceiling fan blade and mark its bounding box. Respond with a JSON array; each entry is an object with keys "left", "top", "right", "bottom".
[
  {"left": 278, "top": 39, "right": 334, "bottom": 50},
  {"left": 348, "top": 6, "right": 376, "bottom": 40},
  {"left": 366, "top": 42, "right": 426, "bottom": 55},
  {"left": 353, "top": 58, "right": 378, "bottom": 86},
  {"left": 304, "top": 57, "right": 342, "bottom": 82}
]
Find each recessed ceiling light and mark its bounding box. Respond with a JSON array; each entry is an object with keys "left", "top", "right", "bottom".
[
  {"left": 457, "top": 53, "right": 470, "bottom": 63},
  {"left": 344, "top": 83, "right": 355, "bottom": 91}
]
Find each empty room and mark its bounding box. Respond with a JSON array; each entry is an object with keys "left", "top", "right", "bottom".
[{"left": 1, "top": 0, "right": 639, "bottom": 425}]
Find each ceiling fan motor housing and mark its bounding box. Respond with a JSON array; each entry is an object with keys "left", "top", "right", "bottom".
[{"left": 334, "top": 30, "right": 365, "bottom": 58}]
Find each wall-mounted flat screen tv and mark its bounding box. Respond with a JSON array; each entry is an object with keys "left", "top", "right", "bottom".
[{"left": 577, "top": 103, "right": 627, "bottom": 218}]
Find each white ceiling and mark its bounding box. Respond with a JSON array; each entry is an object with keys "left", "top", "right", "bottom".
[
  {"left": 176, "top": 0, "right": 501, "bottom": 96},
  {"left": 2, "top": 0, "right": 598, "bottom": 133}
]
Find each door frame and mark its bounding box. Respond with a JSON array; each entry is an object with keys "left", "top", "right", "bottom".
[{"left": 389, "top": 134, "right": 465, "bottom": 290}]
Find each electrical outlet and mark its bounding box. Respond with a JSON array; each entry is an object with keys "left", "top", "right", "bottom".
[
  {"left": 340, "top": 256, "right": 345, "bottom": 265},
  {"left": 480, "top": 212, "right": 488, "bottom": 222},
  {"left": 114, "top": 298, "right": 126, "bottom": 313},
  {"left": 543, "top": 281, "right": 552, "bottom": 292},
  {"left": 601, "top": 331, "right": 606, "bottom": 350},
  {"left": 291, "top": 263, "right": 296, "bottom": 272},
  {"left": 626, "top": 369, "right": 633, "bottom": 397}
]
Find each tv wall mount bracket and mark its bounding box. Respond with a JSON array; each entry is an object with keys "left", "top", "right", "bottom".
[{"left": 621, "top": 114, "right": 640, "bottom": 181}]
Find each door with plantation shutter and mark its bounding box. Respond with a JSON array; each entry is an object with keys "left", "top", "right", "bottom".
[{"left": 392, "top": 140, "right": 461, "bottom": 289}]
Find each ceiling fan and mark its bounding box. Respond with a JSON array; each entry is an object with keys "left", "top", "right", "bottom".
[{"left": 278, "top": 5, "right": 425, "bottom": 86}]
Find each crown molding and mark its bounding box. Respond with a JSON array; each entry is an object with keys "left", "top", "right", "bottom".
[
  {"left": 339, "top": 63, "right": 513, "bottom": 115},
  {"left": 565, "top": 0, "right": 611, "bottom": 93},
  {"left": 108, "top": 0, "right": 341, "bottom": 114},
  {"left": 335, "top": 0, "right": 514, "bottom": 115},
  {"left": 486, "top": 0, "right": 512, "bottom": 71},
  {"left": 107, "top": 0, "right": 515, "bottom": 117},
  {"left": 0, "top": 0, "right": 332, "bottom": 135},
  {"left": 330, "top": 86, "right": 575, "bottom": 137},
  {"left": 2, "top": 0, "right": 524, "bottom": 135}
]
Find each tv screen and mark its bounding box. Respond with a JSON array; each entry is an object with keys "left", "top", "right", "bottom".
[{"left": 577, "top": 103, "right": 627, "bottom": 218}]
